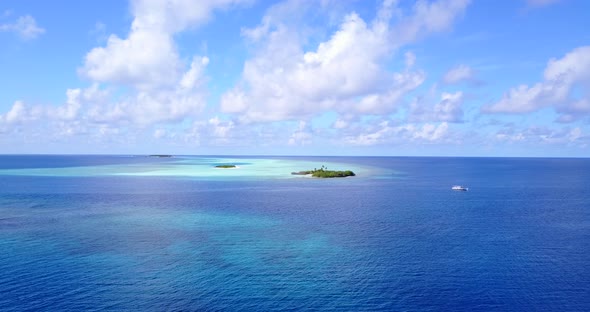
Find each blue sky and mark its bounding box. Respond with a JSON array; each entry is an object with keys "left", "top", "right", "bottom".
[{"left": 1, "top": 0, "right": 589, "bottom": 156}]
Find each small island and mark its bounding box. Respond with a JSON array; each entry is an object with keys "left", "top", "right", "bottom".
[
  {"left": 149, "top": 154, "right": 173, "bottom": 158},
  {"left": 291, "top": 165, "right": 355, "bottom": 178},
  {"left": 215, "top": 165, "right": 237, "bottom": 168}
]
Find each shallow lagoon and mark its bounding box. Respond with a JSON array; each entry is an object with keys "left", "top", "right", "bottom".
[{"left": 0, "top": 156, "right": 375, "bottom": 179}]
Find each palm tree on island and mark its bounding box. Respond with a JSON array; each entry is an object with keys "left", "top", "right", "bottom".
[{"left": 291, "top": 165, "right": 355, "bottom": 178}]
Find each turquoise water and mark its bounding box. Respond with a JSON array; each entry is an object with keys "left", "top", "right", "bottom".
[
  {"left": 0, "top": 156, "right": 589, "bottom": 310},
  {"left": 0, "top": 156, "right": 375, "bottom": 178}
]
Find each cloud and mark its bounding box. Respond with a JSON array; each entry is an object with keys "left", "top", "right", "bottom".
[
  {"left": 208, "top": 116, "right": 235, "bottom": 139},
  {"left": 221, "top": 0, "right": 470, "bottom": 122},
  {"left": 0, "top": 15, "right": 45, "bottom": 39},
  {"left": 80, "top": 29, "right": 180, "bottom": 89},
  {"left": 343, "top": 120, "right": 452, "bottom": 146},
  {"left": 182, "top": 116, "right": 250, "bottom": 146},
  {"left": 494, "top": 124, "right": 586, "bottom": 146},
  {"left": 332, "top": 113, "right": 360, "bottom": 130},
  {"left": 1, "top": 1, "right": 254, "bottom": 151},
  {"left": 86, "top": 57, "right": 209, "bottom": 125},
  {"left": 393, "top": 0, "right": 470, "bottom": 44},
  {"left": 77, "top": 0, "right": 252, "bottom": 125},
  {"left": 80, "top": 0, "right": 246, "bottom": 90},
  {"left": 288, "top": 121, "right": 313, "bottom": 146},
  {"left": 0, "top": 84, "right": 111, "bottom": 127},
  {"left": 483, "top": 45, "right": 590, "bottom": 121},
  {"left": 0, "top": 101, "right": 38, "bottom": 124},
  {"left": 442, "top": 64, "right": 479, "bottom": 85},
  {"left": 411, "top": 91, "right": 465, "bottom": 123}
]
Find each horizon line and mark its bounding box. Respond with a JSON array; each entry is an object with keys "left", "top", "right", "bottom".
[{"left": 0, "top": 153, "right": 588, "bottom": 159}]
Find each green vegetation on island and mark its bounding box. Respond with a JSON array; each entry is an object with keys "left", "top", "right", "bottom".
[
  {"left": 291, "top": 165, "right": 355, "bottom": 178},
  {"left": 215, "top": 165, "right": 237, "bottom": 168},
  {"left": 149, "top": 154, "right": 172, "bottom": 158}
]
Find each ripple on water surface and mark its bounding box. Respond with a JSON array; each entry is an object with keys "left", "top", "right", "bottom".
[{"left": 1, "top": 156, "right": 589, "bottom": 311}]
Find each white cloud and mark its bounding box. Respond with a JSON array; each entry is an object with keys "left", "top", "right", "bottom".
[
  {"left": 434, "top": 92, "right": 464, "bottom": 122},
  {"left": 332, "top": 113, "right": 359, "bottom": 130},
  {"left": 1, "top": 1, "right": 251, "bottom": 150},
  {"left": 58, "top": 89, "right": 83, "bottom": 120},
  {"left": 78, "top": 0, "right": 248, "bottom": 126},
  {"left": 208, "top": 116, "right": 235, "bottom": 139},
  {"left": 413, "top": 122, "right": 449, "bottom": 141},
  {"left": 80, "top": 0, "right": 248, "bottom": 89},
  {"left": 180, "top": 57, "right": 210, "bottom": 90},
  {"left": 221, "top": 0, "right": 470, "bottom": 122},
  {"left": 483, "top": 46, "right": 590, "bottom": 120},
  {"left": 344, "top": 122, "right": 391, "bottom": 145},
  {"left": 394, "top": 0, "right": 470, "bottom": 43},
  {"left": 288, "top": 121, "right": 312, "bottom": 146},
  {"left": 343, "top": 120, "right": 452, "bottom": 146},
  {"left": 180, "top": 116, "right": 245, "bottom": 146},
  {"left": 355, "top": 71, "right": 426, "bottom": 114},
  {"left": 49, "top": 84, "right": 109, "bottom": 121},
  {"left": 0, "top": 15, "right": 45, "bottom": 39},
  {"left": 81, "top": 30, "right": 180, "bottom": 90},
  {"left": 130, "top": 0, "right": 248, "bottom": 33},
  {"left": 494, "top": 124, "right": 586, "bottom": 146},
  {"left": 411, "top": 91, "right": 464, "bottom": 123},
  {"left": 88, "top": 80, "right": 208, "bottom": 125},
  {"left": 442, "top": 64, "right": 478, "bottom": 85},
  {"left": 1, "top": 101, "right": 35, "bottom": 124},
  {"left": 77, "top": 0, "right": 246, "bottom": 125},
  {"left": 543, "top": 46, "right": 590, "bottom": 83},
  {"left": 0, "top": 84, "right": 112, "bottom": 127},
  {"left": 84, "top": 55, "right": 211, "bottom": 125}
]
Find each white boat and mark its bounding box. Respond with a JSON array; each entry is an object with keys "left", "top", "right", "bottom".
[{"left": 452, "top": 185, "right": 468, "bottom": 191}]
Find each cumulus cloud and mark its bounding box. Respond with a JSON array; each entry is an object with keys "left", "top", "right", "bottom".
[
  {"left": 1, "top": 1, "right": 253, "bottom": 150},
  {"left": 411, "top": 91, "right": 464, "bottom": 123},
  {"left": 78, "top": 53, "right": 209, "bottom": 126},
  {"left": 76, "top": 0, "right": 251, "bottom": 125},
  {"left": 80, "top": 0, "right": 246, "bottom": 90},
  {"left": 483, "top": 46, "right": 590, "bottom": 121},
  {"left": 0, "top": 101, "right": 38, "bottom": 124},
  {"left": 221, "top": 0, "right": 470, "bottom": 122},
  {"left": 343, "top": 120, "right": 452, "bottom": 146},
  {"left": 0, "top": 15, "right": 45, "bottom": 39},
  {"left": 0, "top": 84, "right": 111, "bottom": 127},
  {"left": 81, "top": 30, "right": 180, "bottom": 90},
  {"left": 95, "top": 55, "right": 209, "bottom": 125}
]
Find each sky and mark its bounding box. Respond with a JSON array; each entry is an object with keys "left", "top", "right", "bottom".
[{"left": 1, "top": 0, "right": 589, "bottom": 156}]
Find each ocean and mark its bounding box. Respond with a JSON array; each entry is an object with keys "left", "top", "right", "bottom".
[{"left": 0, "top": 155, "right": 589, "bottom": 311}]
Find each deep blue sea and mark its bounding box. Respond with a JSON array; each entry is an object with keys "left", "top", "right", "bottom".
[{"left": 1, "top": 155, "right": 589, "bottom": 311}]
